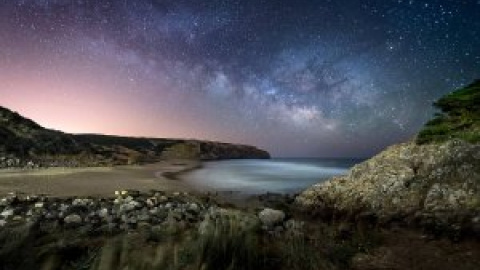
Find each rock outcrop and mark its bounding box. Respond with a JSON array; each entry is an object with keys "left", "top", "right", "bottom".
[
  {"left": 297, "top": 81, "right": 480, "bottom": 237},
  {"left": 296, "top": 139, "right": 480, "bottom": 235},
  {"left": 160, "top": 140, "right": 270, "bottom": 160}
]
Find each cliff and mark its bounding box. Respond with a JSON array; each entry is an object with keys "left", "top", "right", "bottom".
[
  {"left": 296, "top": 81, "right": 480, "bottom": 237},
  {"left": 0, "top": 106, "right": 269, "bottom": 168}
]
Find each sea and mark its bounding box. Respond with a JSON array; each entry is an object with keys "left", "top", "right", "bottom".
[{"left": 179, "top": 158, "right": 363, "bottom": 195}]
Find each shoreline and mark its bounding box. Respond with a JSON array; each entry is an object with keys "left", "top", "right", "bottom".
[
  {"left": 0, "top": 160, "right": 201, "bottom": 198},
  {"left": 159, "top": 160, "right": 204, "bottom": 180},
  {"left": 0, "top": 160, "right": 296, "bottom": 207}
]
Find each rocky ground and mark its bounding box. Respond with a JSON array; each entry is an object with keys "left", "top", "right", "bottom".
[
  {"left": 0, "top": 190, "right": 208, "bottom": 232},
  {"left": 1, "top": 190, "right": 479, "bottom": 270},
  {"left": 0, "top": 190, "right": 304, "bottom": 241},
  {"left": 296, "top": 139, "right": 480, "bottom": 239},
  {"left": 0, "top": 190, "right": 311, "bottom": 270}
]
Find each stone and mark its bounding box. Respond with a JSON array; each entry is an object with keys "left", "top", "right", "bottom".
[
  {"left": 1, "top": 209, "right": 14, "bottom": 218},
  {"left": 72, "top": 198, "right": 86, "bottom": 206},
  {"left": 119, "top": 201, "right": 138, "bottom": 213},
  {"left": 0, "top": 198, "right": 8, "bottom": 207},
  {"left": 34, "top": 202, "right": 44, "bottom": 208},
  {"left": 296, "top": 139, "right": 480, "bottom": 233},
  {"left": 188, "top": 203, "right": 199, "bottom": 213},
  {"left": 98, "top": 208, "right": 109, "bottom": 219},
  {"left": 258, "top": 208, "right": 285, "bottom": 227},
  {"left": 64, "top": 214, "right": 82, "bottom": 224},
  {"left": 146, "top": 198, "right": 155, "bottom": 207}
]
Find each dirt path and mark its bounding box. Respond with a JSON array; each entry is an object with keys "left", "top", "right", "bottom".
[{"left": 0, "top": 160, "right": 200, "bottom": 197}]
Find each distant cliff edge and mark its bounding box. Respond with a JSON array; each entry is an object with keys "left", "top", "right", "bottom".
[
  {"left": 0, "top": 107, "right": 270, "bottom": 168},
  {"left": 296, "top": 80, "right": 480, "bottom": 238}
]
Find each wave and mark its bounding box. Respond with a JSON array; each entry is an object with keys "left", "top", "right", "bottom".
[{"left": 179, "top": 159, "right": 355, "bottom": 194}]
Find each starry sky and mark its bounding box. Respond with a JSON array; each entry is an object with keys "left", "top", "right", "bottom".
[{"left": 0, "top": 0, "right": 479, "bottom": 157}]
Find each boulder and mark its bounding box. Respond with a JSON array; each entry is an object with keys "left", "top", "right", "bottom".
[
  {"left": 258, "top": 208, "right": 285, "bottom": 227},
  {"left": 296, "top": 140, "right": 480, "bottom": 234},
  {"left": 34, "top": 202, "right": 44, "bottom": 208},
  {"left": 1, "top": 209, "right": 14, "bottom": 218},
  {"left": 64, "top": 214, "right": 82, "bottom": 224}
]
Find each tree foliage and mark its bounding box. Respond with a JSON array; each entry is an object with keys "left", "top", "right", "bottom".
[{"left": 417, "top": 80, "right": 480, "bottom": 144}]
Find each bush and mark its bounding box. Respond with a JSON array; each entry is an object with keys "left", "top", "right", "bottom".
[{"left": 417, "top": 80, "right": 480, "bottom": 144}]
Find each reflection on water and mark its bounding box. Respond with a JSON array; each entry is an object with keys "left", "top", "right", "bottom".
[{"left": 180, "top": 158, "right": 361, "bottom": 194}]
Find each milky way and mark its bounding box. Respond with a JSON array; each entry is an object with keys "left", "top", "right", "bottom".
[{"left": 0, "top": 0, "right": 479, "bottom": 157}]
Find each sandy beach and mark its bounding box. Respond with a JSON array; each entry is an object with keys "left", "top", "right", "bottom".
[{"left": 0, "top": 160, "right": 201, "bottom": 197}]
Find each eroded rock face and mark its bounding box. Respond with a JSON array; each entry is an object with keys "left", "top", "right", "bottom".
[
  {"left": 296, "top": 140, "right": 480, "bottom": 233},
  {"left": 160, "top": 141, "right": 270, "bottom": 160}
]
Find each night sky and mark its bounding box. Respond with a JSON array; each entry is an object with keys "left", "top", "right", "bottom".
[{"left": 0, "top": 0, "right": 479, "bottom": 157}]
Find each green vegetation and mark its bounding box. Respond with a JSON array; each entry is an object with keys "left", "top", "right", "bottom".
[
  {"left": 0, "top": 106, "right": 177, "bottom": 164},
  {"left": 0, "top": 107, "right": 82, "bottom": 158},
  {"left": 0, "top": 105, "right": 269, "bottom": 167},
  {"left": 0, "top": 215, "right": 382, "bottom": 270},
  {"left": 417, "top": 80, "right": 480, "bottom": 144}
]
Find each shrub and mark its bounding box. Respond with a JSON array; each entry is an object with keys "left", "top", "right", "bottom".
[{"left": 417, "top": 80, "right": 480, "bottom": 144}]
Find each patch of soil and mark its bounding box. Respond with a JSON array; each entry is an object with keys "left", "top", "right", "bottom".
[{"left": 352, "top": 229, "right": 480, "bottom": 270}]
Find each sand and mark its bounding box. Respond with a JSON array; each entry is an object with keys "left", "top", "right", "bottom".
[{"left": 0, "top": 160, "right": 201, "bottom": 197}]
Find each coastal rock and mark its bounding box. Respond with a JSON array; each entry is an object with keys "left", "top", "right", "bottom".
[
  {"left": 296, "top": 140, "right": 480, "bottom": 233},
  {"left": 1, "top": 209, "right": 14, "bottom": 218},
  {"left": 258, "top": 208, "right": 285, "bottom": 227},
  {"left": 64, "top": 214, "right": 82, "bottom": 224},
  {"left": 98, "top": 208, "right": 109, "bottom": 219},
  {"left": 34, "top": 202, "right": 44, "bottom": 208},
  {"left": 160, "top": 141, "right": 270, "bottom": 160},
  {"left": 0, "top": 190, "right": 214, "bottom": 235},
  {"left": 188, "top": 203, "right": 200, "bottom": 213}
]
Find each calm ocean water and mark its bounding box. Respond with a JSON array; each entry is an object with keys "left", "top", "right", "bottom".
[{"left": 180, "top": 158, "right": 362, "bottom": 194}]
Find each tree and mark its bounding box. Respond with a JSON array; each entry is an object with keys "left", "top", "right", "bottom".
[{"left": 417, "top": 80, "right": 480, "bottom": 144}]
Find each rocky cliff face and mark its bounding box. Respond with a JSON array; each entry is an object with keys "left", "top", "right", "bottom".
[
  {"left": 0, "top": 106, "right": 270, "bottom": 168},
  {"left": 296, "top": 139, "right": 480, "bottom": 235},
  {"left": 160, "top": 141, "right": 270, "bottom": 160},
  {"left": 297, "top": 81, "right": 480, "bottom": 237}
]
